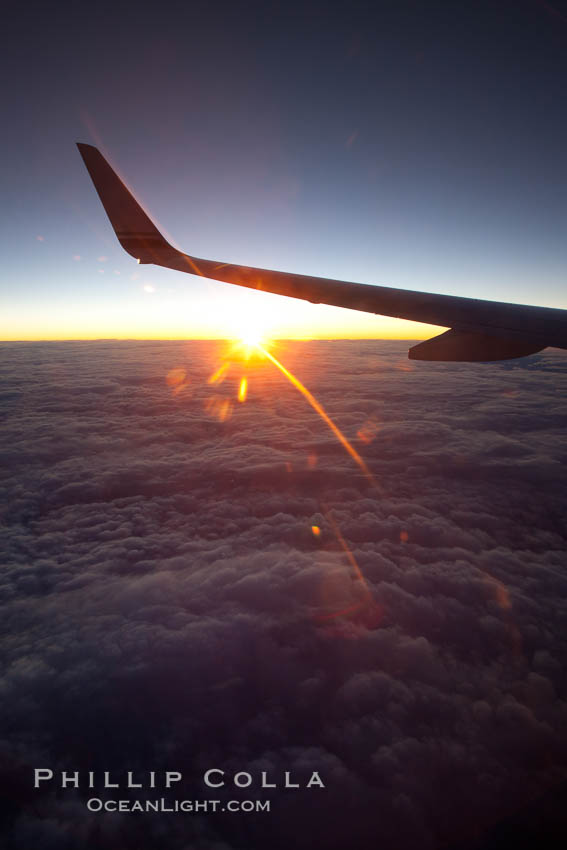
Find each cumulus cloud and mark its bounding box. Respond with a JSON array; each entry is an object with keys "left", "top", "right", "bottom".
[{"left": 0, "top": 340, "right": 566, "bottom": 849}]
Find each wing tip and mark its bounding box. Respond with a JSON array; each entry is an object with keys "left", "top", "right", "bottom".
[{"left": 76, "top": 141, "right": 97, "bottom": 154}]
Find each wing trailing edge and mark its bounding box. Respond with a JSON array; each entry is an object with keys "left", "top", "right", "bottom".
[{"left": 77, "top": 143, "right": 567, "bottom": 361}]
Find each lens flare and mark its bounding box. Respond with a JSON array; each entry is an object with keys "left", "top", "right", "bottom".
[
  {"left": 257, "top": 343, "right": 375, "bottom": 483},
  {"left": 325, "top": 510, "right": 373, "bottom": 602},
  {"left": 208, "top": 362, "right": 230, "bottom": 385},
  {"left": 170, "top": 337, "right": 379, "bottom": 633}
]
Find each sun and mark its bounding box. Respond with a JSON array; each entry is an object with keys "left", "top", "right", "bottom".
[
  {"left": 239, "top": 328, "right": 264, "bottom": 347},
  {"left": 221, "top": 296, "right": 278, "bottom": 351},
  {"left": 232, "top": 315, "right": 274, "bottom": 357},
  {"left": 218, "top": 323, "right": 272, "bottom": 366},
  {"left": 235, "top": 327, "right": 270, "bottom": 362}
]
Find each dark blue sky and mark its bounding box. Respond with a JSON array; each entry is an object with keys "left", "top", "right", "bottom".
[{"left": 3, "top": 0, "right": 567, "bottom": 338}]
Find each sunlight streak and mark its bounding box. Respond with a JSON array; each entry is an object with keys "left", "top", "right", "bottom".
[
  {"left": 208, "top": 362, "right": 230, "bottom": 385},
  {"left": 325, "top": 510, "right": 373, "bottom": 602},
  {"left": 257, "top": 343, "right": 375, "bottom": 483}
]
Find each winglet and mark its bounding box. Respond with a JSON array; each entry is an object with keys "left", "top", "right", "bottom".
[{"left": 76, "top": 143, "right": 175, "bottom": 264}]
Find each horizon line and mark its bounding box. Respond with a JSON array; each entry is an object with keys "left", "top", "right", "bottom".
[{"left": 0, "top": 336, "right": 427, "bottom": 344}]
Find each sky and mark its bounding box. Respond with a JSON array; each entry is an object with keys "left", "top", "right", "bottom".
[
  {"left": 2, "top": 0, "right": 567, "bottom": 340},
  {"left": 2, "top": 339, "right": 567, "bottom": 848}
]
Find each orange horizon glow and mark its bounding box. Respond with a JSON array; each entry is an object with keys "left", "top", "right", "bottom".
[
  {"left": 0, "top": 292, "right": 444, "bottom": 343},
  {"left": 0, "top": 330, "right": 435, "bottom": 342}
]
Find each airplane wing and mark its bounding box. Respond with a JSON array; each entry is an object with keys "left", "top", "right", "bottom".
[{"left": 77, "top": 143, "right": 567, "bottom": 361}]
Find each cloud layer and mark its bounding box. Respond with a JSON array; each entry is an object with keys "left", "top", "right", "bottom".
[{"left": 1, "top": 340, "right": 566, "bottom": 849}]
